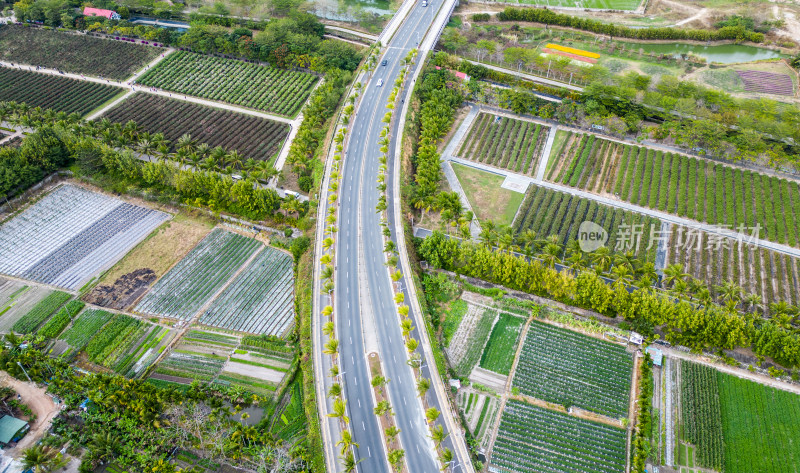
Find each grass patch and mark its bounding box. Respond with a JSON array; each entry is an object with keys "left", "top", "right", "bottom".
[
  {"left": 451, "top": 163, "right": 524, "bottom": 227},
  {"left": 441, "top": 300, "right": 468, "bottom": 347},
  {"left": 479, "top": 313, "right": 524, "bottom": 375}
]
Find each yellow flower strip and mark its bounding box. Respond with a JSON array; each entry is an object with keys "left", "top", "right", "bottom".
[{"left": 545, "top": 43, "right": 601, "bottom": 59}]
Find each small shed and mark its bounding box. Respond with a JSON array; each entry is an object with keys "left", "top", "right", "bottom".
[
  {"left": 0, "top": 415, "right": 29, "bottom": 446},
  {"left": 82, "top": 7, "right": 121, "bottom": 20},
  {"left": 646, "top": 347, "right": 664, "bottom": 367},
  {"left": 629, "top": 332, "right": 643, "bottom": 345}
]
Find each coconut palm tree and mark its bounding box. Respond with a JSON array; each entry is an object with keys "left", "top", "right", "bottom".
[
  {"left": 425, "top": 407, "right": 440, "bottom": 424},
  {"left": 744, "top": 293, "right": 763, "bottom": 314},
  {"left": 337, "top": 429, "right": 358, "bottom": 455},
  {"left": 715, "top": 280, "right": 743, "bottom": 306},
  {"left": 662, "top": 263, "right": 688, "bottom": 288},
  {"left": 328, "top": 398, "right": 349, "bottom": 425},
  {"left": 328, "top": 383, "right": 341, "bottom": 398},
  {"left": 341, "top": 451, "right": 363, "bottom": 473},
  {"left": 429, "top": 424, "right": 448, "bottom": 448},
  {"left": 417, "top": 378, "right": 430, "bottom": 398},
  {"left": 590, "top": 246, "right": 612, "bottom": 273},
  {"left": 176, "top": 133, "right": 195, "bottom": 152},
  {"left": 89, "top": 431, "right": 121, "bottom": 463},
  {"left": 21, "top": 446, "right": 59, "bottom": 473}
]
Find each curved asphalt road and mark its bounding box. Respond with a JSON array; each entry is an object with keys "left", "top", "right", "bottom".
[{"left": 334, "top": 2, "right": 459, "bottom": 472}]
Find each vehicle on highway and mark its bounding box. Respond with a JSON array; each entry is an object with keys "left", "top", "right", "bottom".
[
  {"left": 422, "top": 0, "right": 427, "bottom": 5},
  {"left": 381, "top": 59, "right": 388, "bottom": 66},
  {"left": 377, "top": 78, "right": 384, "bottom": 87}
]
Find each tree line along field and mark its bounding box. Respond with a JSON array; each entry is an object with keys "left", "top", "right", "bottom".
[
  {"left": 455, "top": 113, "right": 549, "bottom": 176},
  {"left": 491, "top": 400, "right": 627, "bottom": 473},
  {"left": 102, "top": 94, "right": 290, "bottom": 162},
  {"left": 137, "top": 52, "right": 318, "bottom": 117},
  {"left": 513, "top": 183, "right": 661, "bottom": 262},
  {"left": 509, "top": 0, "right": 641, "bottom": 10},
  {"left": 547, "top": 131, "right": 800, "bottom": 248},
  {"left": 0, "top": 67, "right": 123, "bottom": 116},
  {"left": 513, "top": 319, "right": 633, "bottom": 418},
  {"left": 667, "top": 224, "right": 800, "bottom": 312},
  {"left": 0, "top": 25, "right": 161, "bottom": 80},
  {"left": 679, "top": 360, "right": 800, "bottom": 473}
]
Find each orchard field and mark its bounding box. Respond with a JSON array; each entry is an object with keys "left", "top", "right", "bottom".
[
  {"left": 513, "top": 184, "right": 661, "bottom": 262},
  {"left": 548, "top": 131, "right": 800, "bottom": 248},
  {"left": 455, "top": 113, "right": 549, "bottom": 176},
  {"left": 138, "top": 52, "right": 318, "bottom": 117},
  {"left": 0, "top": 25, "right": 161, "bottom": 79},
  {"left": 102, "top": 94, "right": 290, "bottom": 162},
  {"left": 667, "top": 224, "right": 800, "bottom": 312},
  {"left": 0, "top": 67, "right": 122, "bottom": 116}
]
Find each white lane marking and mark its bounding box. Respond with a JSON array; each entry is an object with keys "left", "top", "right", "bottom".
[
  {"left": 403, "top": 396, "right": 406, "bottom": 405},
  {"left": 362, "top": 421, "right": 366, "bottom": 431},
  {"left": 348, "top": 319, "right": 351, "bottom": 327},
  {"left": 358, "top": 398, "right": 361, "bottom": 408},
  {"left": 368, "top": 446, "right": 371, "bottom": 457}
]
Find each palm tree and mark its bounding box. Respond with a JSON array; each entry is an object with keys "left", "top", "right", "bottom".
[
  {"left": 337, "top": 429, "right": 359, "bottom": 455},
  {"left": 322, "top": 321, "right": 335, "bottom": 336},
  {"left": 715, "top": 280, "right": 743, "bottom": 306},
  {"left": 89, "top": 431, "right": 120, "bottom": 463},
  {"left": 590, "top": 246, "right": 612, "bottom": 273},
  {"left": 401, "top": 319, "right": 414, "bottom": 339},
  {"left": 439, "top": 448, "right": 453, "bottom": 466},
  {"left": 324, "top": 338, "right": 339, "bottom": 357},
  {"left": 662, "top": 263, "right": 688, "bottom": 288},
  {"left": 373, "top": 400, "right": 391, "bottom": 418},
  {"left": 341, "top": 451, "right": 363, "bottom": 473},
  {"left": 417, "top": 378, "right": 430, "bottom": 398},
  {"left": 385, "top": 425, "right": 401, "bottom": 443},
  {"left": 328, "top": 398, "right": 349, "bottom": 425},
  {"left": 21, "top": 445, "right": 59, "bottom": 473},
  {"left": 387, "top": 449, "right": 405, "bottom": 473},
  {"left": 611, "top": 265, "right": 633, "bottom": 283},
  {"left": 541, "top": 242, "right": 562, "bottom": 268},
  {"left": 176, "top": 133, "right": 195, "bottom": 152},
  {"left": 225, "top": 150, "right": 244, "bottom": 170},
  {"left": 425, "top": 407, "right": 440, "bottom": 424},
  {"left": 328, "top": 383, "right": 341, "bottom": 398},
  {"left": 429, "top": 424, "right": 448, "bottom": 448},
  {"left": 744, "top": 293, "right": 763, "bottom": 314}
]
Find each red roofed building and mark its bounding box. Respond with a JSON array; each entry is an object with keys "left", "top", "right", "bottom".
[
  {"left": 433, "top": 66, "right": 471, "bottom": 82},
  {"left": 83, "top": 7, "right": 121, "bottom": 20}
]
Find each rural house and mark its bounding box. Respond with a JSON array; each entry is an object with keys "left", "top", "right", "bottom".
[{"left": 0, "top": 415, "right": 29, "bottom": 447}]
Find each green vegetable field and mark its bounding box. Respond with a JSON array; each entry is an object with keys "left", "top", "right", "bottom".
[
  {"left": 680, "top": 360, "right": 800, "bottom": 473},
  {"left": 479, "top": 313, "right": 524, "bottom": 375}
]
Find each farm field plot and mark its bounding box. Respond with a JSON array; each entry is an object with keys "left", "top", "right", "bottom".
[
  {"left": 269, "top": 379, "right": 306, "bottom": 441},
  {"left": 513, "top": 184, "right": 660, "bottom": 262},
  {"left": 491, "top": 400, "right": 627, "bottom": 473},
  {"left": 455, "top": 113, "right": 549, "bottom": 176},
  {"left": 478, "top": 312, "right": 524, "bottom": 375},
  {"left": 0, "top": 185, "right": 169, "bottom": 290},
  {"left": 102, "top": 94, "right": 290, "bottom": 162},
  {"left": 138, "top": 51, "right": 318, "bottom": 117},
  {"left": 37, "top": 300, "right": 85, "bottom": 339},
  {"left": 0, "top": 279, "right": 53, "bottom": 333},
  {"left": 451, "top": 164, "right": 525, "bottom": 227},
  {"left": 549, "top": 132, "right": 800, "bottom": 248},
  {"left": 456, "top": 390, "right": 499, "bottom": 448},
  {"left": 736, "top": 70, "right": 794, "bottom": 96},
  {"left": 0, "top": 26, "right": 161, "bottom": 80},
  {"left": 680, "top": 360, "right": 800, "bottom": 473},
  {"left": 135, "top": 229, "right": 262, "bottom": 320},
  {"left": 667, "top": 225, "right": 800, "bottom": 310},
  {"left": 513, "top": 320, "right": 633, "bottom": 418},
  {"left": 0, "top": 67, "right": 122, "bottom": 116},
  {"left": 11, "top": 291, "right": 71, "bottom": 334},
  {"left": 151, "top": 330, "right": 238, "bottom": 383},
  {"left": 498, "top": 0, "right": 640, "bottom": 10},
  {"left": 199, "top": 245, "right": 294, "bottom": 336},
  {"left": 446, "top": 303, "right": 497, "bottom": 378},
  {"left": 59, "top": 308, "right": 114, "bottom": 352}
]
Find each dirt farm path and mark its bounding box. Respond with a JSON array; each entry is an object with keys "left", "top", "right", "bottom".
[{"left": 0, "top": 372, "right": 61, "bottom": 455}]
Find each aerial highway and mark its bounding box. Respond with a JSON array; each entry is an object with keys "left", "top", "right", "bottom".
[{"left": 313, "top": 0, "right": 470, "bottom": 471}]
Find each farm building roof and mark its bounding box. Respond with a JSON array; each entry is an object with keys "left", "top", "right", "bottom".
[
  {"left": 0, "top": 415, "right": 28, "bottom": 445},
  {"left": 645, "top": 347, "right": 664, "bottom": 367},
  {"left": 82, "top": 7, "right": 119, "bottom": 19}
]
